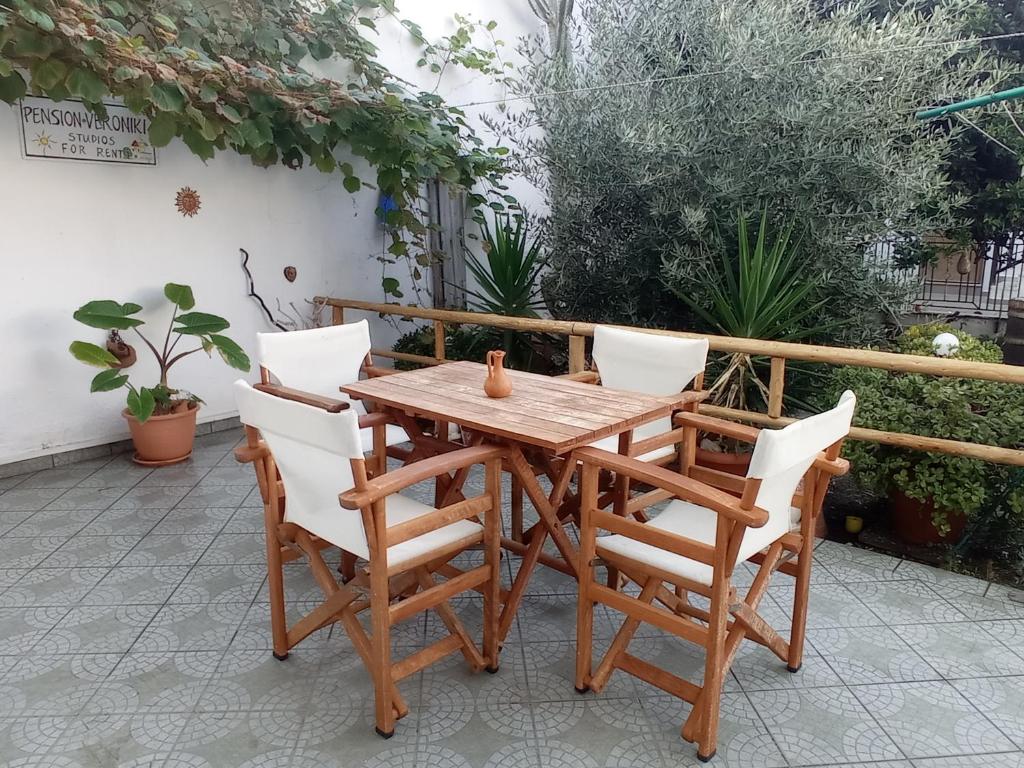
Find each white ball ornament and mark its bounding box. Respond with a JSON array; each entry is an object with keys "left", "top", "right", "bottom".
[{"left": 932, "top": 332, "right": 960, "bottom": 357}]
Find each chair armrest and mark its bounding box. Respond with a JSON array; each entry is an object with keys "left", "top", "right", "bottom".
[
  {"left": 254, "top": 383, "right": 349, "bottom": 413},
  {"left": 816, "top": 456, "right": 850, "bottom": 476},
  {"left": 558, "top": 370, "right": 600, "bottom": 384},
  {"left": 674, "top": 412, "right": 760, "bottom": 443},
  {"left": 358, "top": 412, "right": 390, "bottom": 430},
  {"left": 339, "top": 444, "right": 507, "bottom": 509},
  {"left": 363, "top": 365, "right": 400, "bottom": 378},
  {"left": 573, "top": 446, "right": 769, "bottom": 528},
  {"left": 234, "top": 443, "right": 268, "bottom": 463}
]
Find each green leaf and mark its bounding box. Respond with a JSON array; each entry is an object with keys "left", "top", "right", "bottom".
[
  {"left": 217, "top": 103, "right": 242, "bottom": 124},
  {"left": 103, "top": 1, "right": 127, "bottom": 16},
  {"left": 152, "top": 13, "right": 177, "bottom": 31},
  {"left": 309, "top": 40, "right": 333, "bottom": 60},
  {"left": 0, "top": 72, "right": 26, "bottom": 104},
  {"left": 238, "top": 118, "right": 269, "bottom": 148},
  {"left": 11, "top": 29, "right": 52, "bottom": 58},
  {"left": 314, "top": 153, "right": 336, "bottom": 173},
  {"left": 181, "top": 128, "right": 214, "bottom": 161},
  {"left": 209, "top": 334, "right": 250, "bottom": 371},
  {"left": 111, "top": 65, "right": 142, "bottom": 83},
  {"left": 382, "top": 277, "right": 401, "bottom": 295},
  {"left": 90, "top": 368, "right": 129, "bottom": 392},
  {"left": 73, "top": 300, "right": 144, "bottom": 330},
  {"left": 151, "top": 82, "right": 185, "bottom": 112},
  {"left": 18, "top": 5, "right": 54, "bottom": 31},
  {"left": 67, "top": 68, "right": 106, "bottom": 103},
  {"left": 127, "top": 387, "right": 156, "bottom": 422},
  {"left": 31, "top": 59, "right": 66, "bottom": 91},
  {"left": 343, "top": 175, "right": 361, "bottom": 193},
  {"left": 174, "top": 312, "right": 229, "bottom": 336},
  {"left": 69, "top": 341, "right": 120, "bottom": 368},
  {"left": 148, "top": 112, "right": 177, "bottom": 147},
  {"left": 163, "top": 283, "right": 195, "bottom": 310}
]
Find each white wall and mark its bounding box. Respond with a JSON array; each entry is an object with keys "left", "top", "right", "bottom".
[{"left": 0, "top": 2, "right": 542, "bottom": 464}]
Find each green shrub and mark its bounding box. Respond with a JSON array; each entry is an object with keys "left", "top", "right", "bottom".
[
  {"left": 510, "top": 0, "right": 995, "bottom": 343},
  {"left": 826, "top": 324, "right": 1024, "bottom": 532},
  {"left": 391, "top": 325, "right": 485, "bottom": 371}
]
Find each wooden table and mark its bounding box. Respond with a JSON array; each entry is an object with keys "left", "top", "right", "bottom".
[{"left": 343, "top": 361, "right": 696, "bottom": 641}]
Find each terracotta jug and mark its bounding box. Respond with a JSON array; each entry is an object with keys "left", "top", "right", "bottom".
[{"left": 483, "top": 350, "right": 512, "bottom": 398}]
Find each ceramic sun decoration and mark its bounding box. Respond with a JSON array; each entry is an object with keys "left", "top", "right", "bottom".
[{"left": 483, "top": 350, "right": 512, "bottom": 398}]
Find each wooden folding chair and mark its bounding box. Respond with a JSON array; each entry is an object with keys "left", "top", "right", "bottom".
[
  {"left": 574, "top": 391, "right": 855, "bottom": 761},
  {"left": 256, "top": 319, "right": 410, "bottom": 479},
  {"left": 510, "top": 326, "right": 709, "bottom": 543},
  {"left": 232, "top": 380, "right": 504, "bottom": 738}
]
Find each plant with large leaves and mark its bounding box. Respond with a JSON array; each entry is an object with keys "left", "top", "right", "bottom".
[
  {"left": 69, "top": 283, "right": 250, "bottom": 422},
  {"left": 667, "top": 209, "right": 829, "bottom": 413}
]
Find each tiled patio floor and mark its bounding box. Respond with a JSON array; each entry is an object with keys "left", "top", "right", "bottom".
[{"left": 2, "top": 431, "right": 1024, "bottom": 768}]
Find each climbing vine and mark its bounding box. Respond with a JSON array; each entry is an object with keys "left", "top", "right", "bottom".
[{"left": 0, "top": 0, "right": 514, "bottom": 297}]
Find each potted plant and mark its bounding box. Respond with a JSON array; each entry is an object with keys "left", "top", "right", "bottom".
[
  {"left": 826, "top": 323, "right": 1024, "bottom": 544},
  {"left": 70, "top": 283, "right": 250, "bottom": 466},
  {"left": 666, "top": 209, "right": 829, "bottom": 475}
]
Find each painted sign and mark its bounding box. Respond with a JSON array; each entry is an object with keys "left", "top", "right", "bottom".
[{"left": 18, "top": 97, "right": 156, "bottom": 165}]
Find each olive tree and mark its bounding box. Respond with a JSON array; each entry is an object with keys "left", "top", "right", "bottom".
[{"left": 509, "top": 0, "right": 997, "bottom": 342}]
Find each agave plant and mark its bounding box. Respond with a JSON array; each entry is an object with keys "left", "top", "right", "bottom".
[
  {"left": 464, "top": 213, "right": 547, "bottom": 367},
  {"left": 671, "top": 209, "right": 829, "bottom": 412}
]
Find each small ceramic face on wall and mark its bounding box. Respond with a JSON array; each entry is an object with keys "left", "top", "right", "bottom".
[
  {"left": 283, "top": 266, "right": 297, "bottom": 282},
  {"left": 175, "top": 186, "right": 201, "bottom": 217}
]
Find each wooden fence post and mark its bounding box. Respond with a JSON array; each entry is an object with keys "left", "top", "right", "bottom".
[
  {"left": 569, "top": 334, "right": 586, "bottom": 374},
  {"left": 434, "top": 320, "right": 446, "bottom": 362},
  {"left": 768, "top": 357, "right": 785, "bottom": 419},
  {"left": 332, "top": 305, "right": 344, "bottom": 326}
]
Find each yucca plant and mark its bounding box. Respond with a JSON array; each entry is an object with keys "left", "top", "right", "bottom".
[
  {"left": 671, "top": 209, "right": 829, "bottom": 413},
  {"left": 464, "top": 213, "right": 547, "bottom": 368}
]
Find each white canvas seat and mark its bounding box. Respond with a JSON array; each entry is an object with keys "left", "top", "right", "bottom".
[
  {"left": 586, "top": 326, "right": 709, "bottom": 463},
  {"left": 509, "top": 326, "right": 710, "bottom": 544},
  {"left": 295, "top": 491, "right": 481, "bottom": 570},
  {"left": 575, "top": 390, "right": 856, "bottom": 762},
  {"left": 233, "top": 380, "right": 505, "bottom": 739},
  {"left": 257, "top": 320, "right": 411, "bottom": 455}
]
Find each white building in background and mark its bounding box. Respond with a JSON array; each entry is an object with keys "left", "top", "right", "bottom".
[{"left": 0, "top": 3, "right": 543, "bottom": 467}]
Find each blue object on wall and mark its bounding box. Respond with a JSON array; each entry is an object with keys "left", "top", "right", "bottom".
[{"left": 378, "top": 193, "right": 398, "bottom": 227}]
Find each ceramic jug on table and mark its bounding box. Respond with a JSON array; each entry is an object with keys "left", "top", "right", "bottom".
[{"left": 483, "top": 350, "right": 512, "bottom": 398}]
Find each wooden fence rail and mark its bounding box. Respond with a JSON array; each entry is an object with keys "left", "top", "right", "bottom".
[{"left": 318, "top": 297, "right": 1024, "bottom": 467}]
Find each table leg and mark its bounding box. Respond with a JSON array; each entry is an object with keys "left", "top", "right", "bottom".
[{"left": 497, "top": 446, "right": 579, "bottom": 643}]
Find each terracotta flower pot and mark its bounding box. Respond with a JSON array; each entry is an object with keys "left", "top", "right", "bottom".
[
  {"left": 694, "top": 445, "right": 752, "bottom": 476},
  {"left": 123, "top": 403, "right": 198, "bottom": 466},
  {"left": 889, "top": 490, "right": 967, "bottom": 545}
]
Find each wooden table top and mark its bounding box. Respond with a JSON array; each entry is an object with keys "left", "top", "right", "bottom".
[{"left": 342, "top": 361, "right": 700, "bottom": 453}]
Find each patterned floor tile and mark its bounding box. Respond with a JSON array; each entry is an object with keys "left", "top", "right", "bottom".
[
  {"left": 949, "top": 675, "right": 1024, "bottom": 749},
  {"left": 646, "top": 690, "right": 787, "bottom": 768},
  {"left": 851, "top": 680, "right": 1016, "bottom": 759},
  {"left": 0, "top": 487, "right": 71, "bottom": 512},
  {"left": 912, "top": 754, "right": 1024, "bottom": 768},
  {"left": 893, "top": 622, "right": 1024, "bottom": 679},
  {"left": 4, "top": 432, "right": 1024, "bottom": 768},
  {"left": 808, "top": 624, "right": 942, "bottom": 685},
  {"left": 747, "top": 686, "right": 902, "bottom": 765},
  {"left": 769, "top": 582, "right": 882, "bottom": 629}
]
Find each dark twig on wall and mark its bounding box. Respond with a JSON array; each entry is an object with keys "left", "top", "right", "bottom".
[{"left": 240, "top": 248, "right": 289, "bottom": 331}]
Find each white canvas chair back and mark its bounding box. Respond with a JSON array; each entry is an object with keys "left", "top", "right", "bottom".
[
  {"left": 741, "top": 390, "right": 856, "bottom": 557},
  {"left": 233, "top": 379, "right": 368, "bottom": 555},
  {"left": 592, "top": 325, "right": 710, "bottom": 443},
  {"left": 257, "top": 320, "right": 371, "bottom": 413}
]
